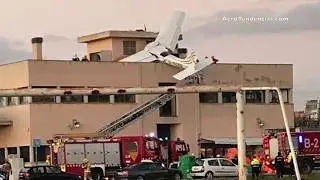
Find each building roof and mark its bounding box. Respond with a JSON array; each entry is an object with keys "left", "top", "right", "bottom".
[{"left": 78, "top": 30, "right": 158, "bottom": 43}]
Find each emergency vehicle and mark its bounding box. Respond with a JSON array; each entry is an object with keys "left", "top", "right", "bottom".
[
  {"left": 47, "top": 93, "right": 189, "bottom": 180},
  {"left": 48, "top": 135, "right": 188, "bottom": 179},
  {"left": 263, "top": 129, "right": 320, "bottom": 175}
]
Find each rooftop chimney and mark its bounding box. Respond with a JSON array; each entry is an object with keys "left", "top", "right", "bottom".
[{"left": 31, "top": 37, "right": 43, "bottom": 60}]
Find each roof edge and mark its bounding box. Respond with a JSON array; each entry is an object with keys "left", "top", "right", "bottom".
[{"left": 78, "top": 30, "right": 158, "bottom": 43}]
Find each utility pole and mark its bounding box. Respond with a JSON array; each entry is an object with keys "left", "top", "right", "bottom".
[
  {"left": 317, "top": 97, "right": 320, "bottom": 126},
  {"left": 236, "top": 90, "right": 247, "bottom": 180}
]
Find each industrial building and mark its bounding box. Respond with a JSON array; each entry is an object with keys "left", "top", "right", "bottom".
[{"left": 0, "top": 30, "right": 294, "bottom": 164}]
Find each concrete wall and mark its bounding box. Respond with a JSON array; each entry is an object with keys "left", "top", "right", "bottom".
[
  {"left": 85, "top": 37, "right": 155, "bottom": 61},
  {"left": 0, "top": 61, "right": 293, "bottom": 89},
  {"left": 0, "top": 105, "right": 31, "bottom": 148},
  {"left": 28, "top": 103, "right": 142, "bottom": 144},
  {"left": 199, "top": 104, "right": 294, "bottom": 138},
  {"left": 201, "top": 64, "right": 293, "bottom": 88},
  {"left": 0, "top": 61, "right": 29, "bottom": 89},
  {"left": 86, "top": 39, "right": 113, "bottom": 55},
  {"left": 27, "top": 60, "right": 141, "bottom": 87}
]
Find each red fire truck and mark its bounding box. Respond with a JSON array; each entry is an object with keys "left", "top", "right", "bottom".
[
  {"left": 48, "top": 135, "right": 188, "bottom": 179},
  {"left": 263, "top": 130, "right": 320, "bottom": 175}
]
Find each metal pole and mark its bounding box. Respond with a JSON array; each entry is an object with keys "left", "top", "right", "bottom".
[
  {"left": 0, "top": 85, "right": 237, "bottom": 96},
  {"left": 275, "top": 88, "right": 301, "bottom": 180},
  {"left": 317, "top": 97, "right": 320, "bottom": 125},
  {"left": 236, "top": 90, "right": 247, "bottom": 180}
]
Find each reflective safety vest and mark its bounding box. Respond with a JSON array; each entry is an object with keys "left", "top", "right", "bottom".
[
  {"left": 287, "top": 152, "right": 293, "bottom": 163},
  {"left": 251, "top": 158, "right": 260, "bottom": 167}
]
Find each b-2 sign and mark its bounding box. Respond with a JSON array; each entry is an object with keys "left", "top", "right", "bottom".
[
  {"left": 304, "top": 138, "right": 320, "bottom": 149},
  {"left": 297, "top": 132, "right": 320, "bottom": 155}
]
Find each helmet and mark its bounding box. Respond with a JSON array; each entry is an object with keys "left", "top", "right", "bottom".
[{"left": 83, "top": 159, "right": 88, "bottom": 163}]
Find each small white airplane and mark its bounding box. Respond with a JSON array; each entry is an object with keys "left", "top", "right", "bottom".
[{"left": 119, "top": 11, "right": 217, "bottom": 80}]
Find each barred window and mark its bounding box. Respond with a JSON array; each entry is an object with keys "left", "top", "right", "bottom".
[{"left": 123, "top": 41, "right": 136, "bottom": 55}]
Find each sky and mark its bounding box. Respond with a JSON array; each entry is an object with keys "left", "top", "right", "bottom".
[{"left": 0, "top": 0, "right": 319, "bottom": 110}]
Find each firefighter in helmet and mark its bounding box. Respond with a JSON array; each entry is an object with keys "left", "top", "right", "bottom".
[
  {"left": 82, "top": 158, "right": 92, "bottom": 180},
  {"left": 46, "top": 155, "right": 51, "bottom": 165}
]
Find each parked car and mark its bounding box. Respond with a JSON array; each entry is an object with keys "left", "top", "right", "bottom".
[
  {"left": 19, "top": 165, "right": 81, "bottom": 180},
  {"left": 115, "top": 162, "right": 182, "bottom": 180},
  {"left": 0, "top": 173, "right": 5, "bottom": 180},
  {"left": 169, "top": 161, "right": 179, "bottom": 169},
  {"left": 191, "top": 158, "right": 238, "bottom": 179}
]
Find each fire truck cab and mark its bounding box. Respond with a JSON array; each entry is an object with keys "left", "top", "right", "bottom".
[{"left": 160, "top": 138, "right": 190, "bottom": 165}]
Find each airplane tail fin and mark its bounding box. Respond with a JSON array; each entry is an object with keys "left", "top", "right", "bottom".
[
  {"left": 155, "top": 11, "right": 186, "bottom": 51},
  {"left": 173, "top": 54, "right": 214, "bottom": 80}
]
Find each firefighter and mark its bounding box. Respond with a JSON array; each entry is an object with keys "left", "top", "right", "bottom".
[
  {"left": 82, "top": 158, "right": 92, "bottom": 180},
  {"left": 275, "top": 152, "right": 284, "bottom": 178},
  {"left": 250, "top": 156, "right": 261, "bottom": 179},
  {"left": 287, "top": 151, "right": 294, "bottom": 176},
  {"left": 46, "top": 155, "right": 51, "bottom": 165}
]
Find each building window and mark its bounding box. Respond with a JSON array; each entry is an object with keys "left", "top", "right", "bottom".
[
  {"left": 123, "top": 41, "right": 136, "bottom": 55},
  {"left": 89, "top": 52, "right": 101, "bottom": 61},
  {"left": 159, "top": 96, "right": 177, "bottom": 117},
  {"left": 88, "top": 95, "right": 110, "bottom": 103},
  {"left": 32, "top": 96, "right": 56, "bottom": 103},
  {"left": 222, "top": 92, "right": 236, "bottom": 103},
  {"left": 8, "top": 147, "right": 17, "bottom": 154},
  {"left": 19, "top": 96, "right": 27, "bottom": 104},
  {"left": 269, "top": 89, "right": 289, "bottom": 103},
  {"left": 20, "top": 146, "right": 30, "bottom": 162},
  {"left": 34, "top": 146, "right": 50, "bottom": 162},
  {"left": 0, "top": 97, "right": 6, "bottom": 107},
  {"left": 114, "top": 94, "right": 135, "bottom": 103},
  {"left": 7, "top": 97, "right": 12, "bottom": 105},
  {"left": 199, "top": 93, "right": 218, "bottom": 103},
  {"left": 246, "top": 90, "right": 265, "bottom": 103},
  {"left": 158, "top": 82, "right": 177, "bottom": 117},
  {"left": 61, "top": 95, "right": 83, "bottom": 103}
]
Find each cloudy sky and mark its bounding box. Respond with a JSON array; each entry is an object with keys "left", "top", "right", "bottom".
[{"left": 0, "top": 0, "right": 319, "bottom": 110}]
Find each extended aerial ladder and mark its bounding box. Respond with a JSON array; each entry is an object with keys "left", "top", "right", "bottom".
[{"left": 53, "top": 93, "right": 175, "bottom": 140}]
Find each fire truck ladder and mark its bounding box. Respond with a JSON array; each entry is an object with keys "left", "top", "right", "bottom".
[{"left": 97, "top": 93, "right": 176, "bottom": 137}]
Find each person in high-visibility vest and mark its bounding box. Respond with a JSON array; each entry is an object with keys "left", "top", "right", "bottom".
[
  {"left": 82, "top": 158, "right": 92, "bottom": 180},
  {"left": 46, "top": 155, "right": 51, "bottom": 166},
  {"left": 287, "top": 151, "right": 294, "bottom": 176},
  {"left": 251, "top": 156, "right": 261, "bottom": 179}
]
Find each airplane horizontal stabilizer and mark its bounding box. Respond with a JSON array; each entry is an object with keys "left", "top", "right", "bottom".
[{"left": 173, "top": 57, "right": 213, "bottom": 80}]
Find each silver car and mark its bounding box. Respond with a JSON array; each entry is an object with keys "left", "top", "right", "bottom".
[{"left": 191, "top": 158, "right": 238, "bottom": 179}]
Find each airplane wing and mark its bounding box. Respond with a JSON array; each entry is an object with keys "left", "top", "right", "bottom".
[
  {"left": 155, "top": 11, "right": 186, "bottom": 51},
  {"left": 119, "top": 50, "right": 156, "bottom": 62},
  {"left": 173, "top": 57, "right": 214, "bottom": 80}
]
